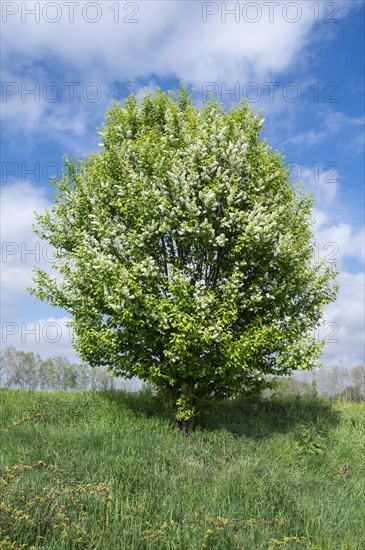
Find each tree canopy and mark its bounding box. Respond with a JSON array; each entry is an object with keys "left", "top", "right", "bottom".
[{"left": 30, "top": 85, "right": 338, "bottom": 432}]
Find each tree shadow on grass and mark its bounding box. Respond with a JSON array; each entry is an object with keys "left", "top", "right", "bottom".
[
  {"left": 100, "top": 387, "right": 166, "bottom": 419},
  {"left": 198, "top": 396, "right": 341, "bottom": 439},
  {"left": 99, "top": 389, "right": 341, "bottom": 440}
]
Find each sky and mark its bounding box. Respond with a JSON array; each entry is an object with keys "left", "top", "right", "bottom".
[{"left": 1, "top": 0, "right": 364, "bottom": 369}]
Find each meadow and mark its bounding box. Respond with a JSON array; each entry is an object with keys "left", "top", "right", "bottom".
[{"left": 1, "top": 389, "right": 364, "bottom": 549}]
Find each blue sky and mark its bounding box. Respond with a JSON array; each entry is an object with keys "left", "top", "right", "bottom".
[{"left": 1, "top": 0, "right": 364, "bottom": 367}]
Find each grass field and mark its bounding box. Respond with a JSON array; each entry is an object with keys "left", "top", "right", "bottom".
[{"left": 1, "top": 389, "right": 364, "bottom": 549}]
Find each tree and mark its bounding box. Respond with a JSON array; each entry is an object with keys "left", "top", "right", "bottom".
[
  {"left": 0, "top": 347, "right": 39, "bottom": 389},
  {"left": 30, "top": 85, "right": 338, "bottom": 432},
  {"left": 0, "top": 346, "right": 18, "bottom": 388},
  {"left": 350, "top": 365, "right": 365, "bottom": 398},
  {"left": 327, "top": 365, "right": 347, "bottom": 397},
  {"left": 272, "top": 376, "right": 318, "bottom": 400},
  {"left": 38, "top": 358, "right": 53, "bottom": 390}
]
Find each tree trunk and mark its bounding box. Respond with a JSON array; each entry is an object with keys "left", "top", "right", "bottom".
[
  {"left": 166, "top": 383, "right": 177, "bottom": 423},
  {"left": 180, "top": 377, "right": 197, "bottom": 434},
  {"left": 166, "top": 378, "right": 197, "bottom": 435},
  {"left": 180, "top": 415, "right": 196, "bottom": 434}
]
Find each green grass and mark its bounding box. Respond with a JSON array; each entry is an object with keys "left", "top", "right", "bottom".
[{"left": 1, "top": 389, "right": 364, "bottom": 549}]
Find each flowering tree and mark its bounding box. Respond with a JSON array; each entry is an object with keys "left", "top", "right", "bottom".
[{"left": 30, "top": 86, "right": 338, "bottom": 432}]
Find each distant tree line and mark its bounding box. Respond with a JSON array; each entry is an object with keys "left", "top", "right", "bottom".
[
  {"left": 272, "top": 365, "right": 365, "bottom": 402},
  {"left": 0, "top": 346, "right": 118, "bottom": 391},
  {"left": 1, "top": 346, "right": 363, "bottom": 400}
]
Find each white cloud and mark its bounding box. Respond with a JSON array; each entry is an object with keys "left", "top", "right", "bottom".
[
  {"left": 285, "top": 130, "right": 326, "bottom": 147},
  {"left": 285, "top": 108, "right": 365, "bottom": 152},
  {"left": 1, "top": 70, "right": 103, "bottom": 151},
  {"left": 321, "top": 109, "right": 365, "bottom": 134},
  {"left": 0, "top": 181, "right": 53, "bottom": 316},
  {"left": 2, "top": 2, "right": 316, "bottom": 83},
  {"left": 1, "top": 1, "right": 360, "bottom": 145},
  {"left": 2, "top": 2, "right": 359, "bottom": 94},
  {"left": 322, "top": 271, "right": 365, "bottom": 368},
  {"left": 1, "top": 316, "right": 77, "bottom": 361},
  {"left": 320, "top": 108, "right": 365, "bottom": 154},
  {"left": 312, "top": 213, "right": 364, "bottom": 368},
  {"left": 301, "top": 166, "right": 339, "bottom": 206},
  {"left": 314, "top": 215, "right": 365, "bottom": 266},
  {"left": 1, "top": 180, "right": 49, "bottom": 241}
]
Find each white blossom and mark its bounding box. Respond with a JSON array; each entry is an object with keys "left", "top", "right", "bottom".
[{"left": 216, "top": 234, "right": 227, "bottom": 246}]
